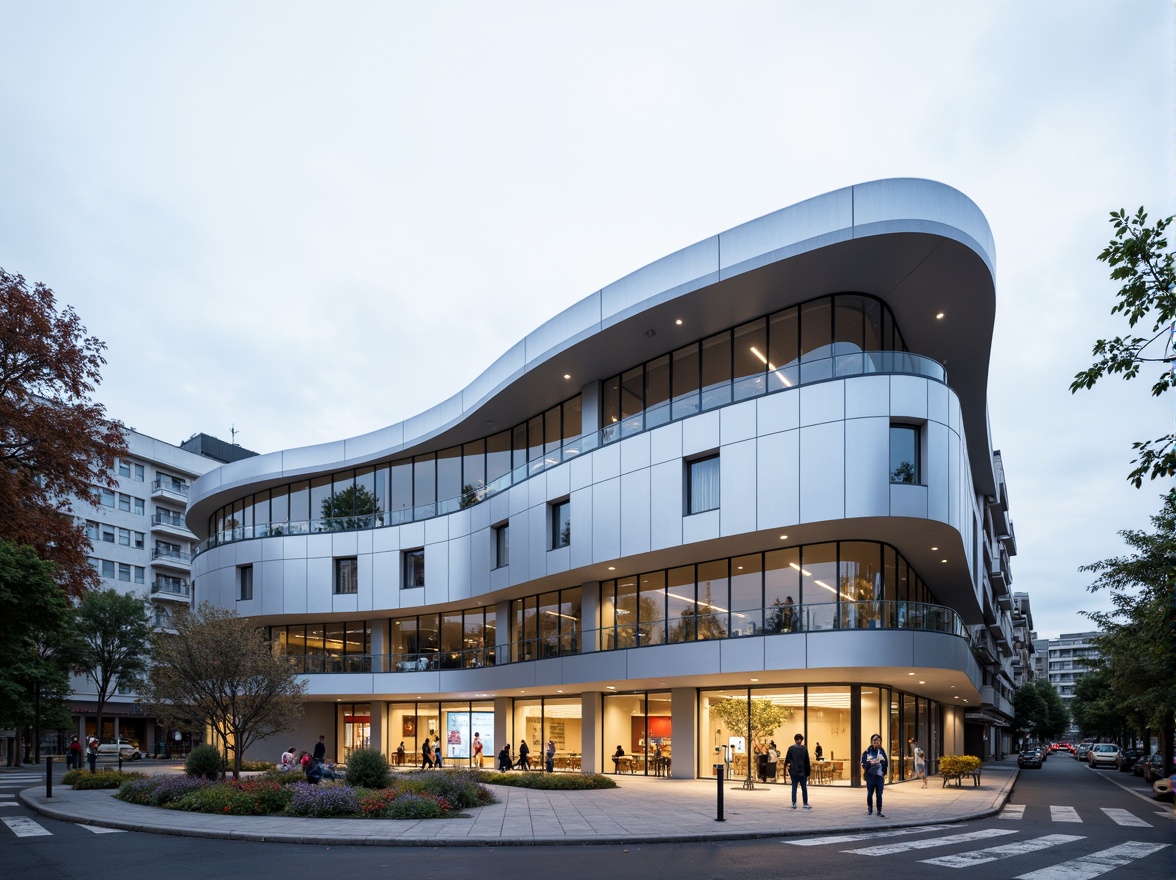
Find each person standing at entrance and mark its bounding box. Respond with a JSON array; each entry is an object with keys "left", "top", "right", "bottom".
[
  {"left": 86, "top": 737, "right": 98, "bottom": 773},
  {"left": 473, "top": 732, "right": 484, "bottom": 768},
  {"left": 67, "top": 736, "right": 81, "bottom": 770},
  {"left": 313, "top": 735, "right": 326, "bottom": 762},
  {"left": 861, "top": 734, "right": 888, "bottom": 817},
  {"left": 911, "top": 739, "right": 927, "bottom": 787},
  {"left": 783, "top": 733, "right": 812, "bottom": 810}
]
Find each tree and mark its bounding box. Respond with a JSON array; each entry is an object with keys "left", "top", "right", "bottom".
[
  {"left": 1071, "top": 209, "right": 1176, "bottom": 487},
  {"left": 74, "top": 588, "right": 152, "bottom": 745},
  {"left": 1011, "top": 679, "right": 1067, "bottom": 746},
  {"left": 0, "top": 539, "right": 78, "bottom": 765},
  {"left": 1069, "top": 668, "right": 1122, "bottom": 740},
  {"left": 319, "top": 484, "right": 381, "bottom": 530},
  {"left": 709, "top": 696, "right": 791, "bottom": 784},
  {"left": 1079, "top": 492, "right": 1176, "bottom": 774},
  {"left": 141, "top": 603, "right": 306, "bottom": 780},
  {"left": 0, "top": 270, "right": 128, "bottom": 597}
]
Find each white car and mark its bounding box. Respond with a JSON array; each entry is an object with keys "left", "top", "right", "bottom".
[
  {"left": 1087, "top": 743, "right": 1120, "bottom": 768},
  {"left": 97, "top": 740, "right": 143, "bottom": 761}
]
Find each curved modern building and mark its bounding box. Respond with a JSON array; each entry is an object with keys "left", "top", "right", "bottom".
[{"left": 188, "top": 178, "right": 1018, "bottom": 784}]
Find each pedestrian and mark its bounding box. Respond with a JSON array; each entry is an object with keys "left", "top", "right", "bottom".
[
  {"left": 861, "top": 733, "right": 888, "bottom": 817},
  {"left": 517, "top": 738, "right": 530, "bottom": 770},
  {"left": 473, "top": 732, "right": 484, "bottom": 768},
  {"left": 279, "top": 745, "right": 296, "bottom": 771},
  {"left": 497, "top": 744, "right": 511, "bottom": 771},
  {"left": 313, "top": 735, "right": 326, "bottom": 762},
  {"left": 86, "top": 737, "right": 98, "bottom": 774},
  {"left": 911, "top": 739, "right": 927, "bottom": 787},
  {"left": 814, "top": 742, "right": 823, "bottom": 761},
  {"left": 783, "top": 733, "right": 812, "bottom": 809},
  {"left": 67, "top": 736, "right": 81, "bottom": 770},
  {"left": 545, "top": 739, "right": 556, "bottom": 773},
  {"left": 433, "top": 736, "right": 444, "bottom": 768},
  {"left": 421, "top": 737, "right": 434, "bottom": 769},
  {"left": 396, "top": 742, "right": 406, "bottom": 766}
]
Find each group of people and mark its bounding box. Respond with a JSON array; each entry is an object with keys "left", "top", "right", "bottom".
[
  {"left": 66, "top": 736, "right": 99, "bottom": 773},
  {"left": 278, "top": 735, "right": 338, "bottom": 783},
  {"left": 496, "top": 738, "right": 557, "bottom": 772}
]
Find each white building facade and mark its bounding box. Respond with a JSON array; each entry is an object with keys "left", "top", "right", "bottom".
[{"left": 188, "top": 179, "right": 1019, "bottom": 783}]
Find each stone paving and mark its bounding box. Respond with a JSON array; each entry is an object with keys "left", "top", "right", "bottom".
[{"left": 16, "top": 759, "right": 1018, "bottom": 846}]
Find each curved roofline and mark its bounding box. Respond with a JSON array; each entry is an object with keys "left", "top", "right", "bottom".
[{"left": 189, "top": 177, "right": 997, "bottom": 525}]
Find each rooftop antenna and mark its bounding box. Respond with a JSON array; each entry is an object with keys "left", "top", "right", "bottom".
[{"left": 230, "top": 424, "right": 239, "bottom": 447}]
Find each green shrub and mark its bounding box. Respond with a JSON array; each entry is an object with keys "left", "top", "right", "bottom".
[
  {"left": 384, "top": 793, "right": 445, "bottom": 819},
  {"left": 254, "top": 767, "right": 309, "bottom": 786},
  {"left": 185, "top": 745, "right": 223, "bottom": 778},
  {"left": 71, "top": 770, "right": 145, "bottom": 790},
  {"left": 238, "top": 760, "right": 274, "bottom": 772},
  {"left": 481, "top": 771, "right": 617, "bottom": 790},
  {"left": 172, "top": 781, "right": 287, "bottom": 816},
  {"left": 409, "top": 769, "right": 493, "bottom": 807},
  {"left": 345, "top": 748, "right": 391, "bottom": 790}
]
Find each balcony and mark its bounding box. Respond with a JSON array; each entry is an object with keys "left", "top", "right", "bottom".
[
  {"left": 151, "top": 511, "right": 193, "bottom": 539},
  {"left": 150, "top": 578, "right": 191, "bottom": 602},
  {"left": 151, "top": 547, "right": 191, "bottom": 571},
  {"left": 151, "top": 477, "right": 190, "bottom": 504}
]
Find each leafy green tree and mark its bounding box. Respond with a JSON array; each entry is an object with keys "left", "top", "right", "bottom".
[
  {"left": 1012, "top": 679, "right": 1067, "bottom": 746},
  {"left": 319, "top": 484, "right": 381, "bottom": 530},
  {"left": 0, "top": 270, "right": 128, "bottom": 597},
  {"left": 1071, "top": 208, "right": 1176, "bottom": 486},
  {"left": 709, "top": 696, "right": 791, "bottom": 784},
  {"left": 74, "top": 588, "right": 152, "bottom": 746},
  {"left": 1069, "top": 668, "right": 1121, "bottom": 740},
  {"left": 141, "top": 603, "right": 306, "bottom": 780},
  {"left": 0, "top": 539, "right": 78, "bottom": 764},
  {"left": 1079, "top": 492, "right": 1176, "bottom": 773}
]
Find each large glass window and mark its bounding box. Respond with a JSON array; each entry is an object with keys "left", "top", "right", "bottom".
[
  {"left": 688, "top": 455, "right": 720, "bottom": 514},
  {"left": 334, "top": 557, "right": 357, "bottom": 595},
  {"left": 551, "top": 500, "right": 570, "bottom": 549},
  {"left": 700, "top": 331, "right": 732, "bottom": 410},
  {"left": 696, "top": 559, "right": 728, "bottom": 640},
  {"left": 890, "top": 425, "right": 920, "bottom": 484},
  {"left": 403, "top": 549, "right": 425, "bottom": 588},
  {"left": 671, "top": 342, "right": 700, "bottom": 420}
]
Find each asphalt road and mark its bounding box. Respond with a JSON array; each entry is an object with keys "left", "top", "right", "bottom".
[{"left": 2, "top": 754, "right": 1171, "bottom": 880}]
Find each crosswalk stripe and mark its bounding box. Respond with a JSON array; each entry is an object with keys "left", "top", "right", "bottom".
[
  {"left": 2, "top": 816, "right": 51, "bottom": 837},
  {"left": 1099, "top": 807, "right": 1149, "bottom": 827},
  {"left": 1000, "top": 804, "right": 1026, "bottom": 820},
  {"left": 1014, "top": 840, "right": 1170, "bottom": 880},
  {"left": 846, "top": 828, "right": 1017, "bottom": 856},
  {"left": 921, "top": 834, "right": 1085, "bottom": 868},
  {"left": 784, "top": 824, "right": 961, "bottom": 846},
  {"left": 80, "top": 824, "right": 125, "bottom": 834},
  {"left": 0, "top": 803, "right": 21, "bottom": 808},
  {"left": 1050, "top": 806, "right": 1081, "bottom": 823}
]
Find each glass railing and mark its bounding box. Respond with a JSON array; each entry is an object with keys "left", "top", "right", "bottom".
[
  {"left": 152, "top": 478, "right": 190, "bottom": 496},
  {"left": 152, "top": 547, "right": 192, "bottom": 564},
  {"left": 150, "top": 579, "right": 191, "bottom": 597},
  {"left": 283, "top": 601, "right": 965, "bottom": 674},
  {"left": 196, "top": 350, "right": 945, "bottom": 555},
  {"left": 152, "top": 512, "right": 187, "bottom": 528}
]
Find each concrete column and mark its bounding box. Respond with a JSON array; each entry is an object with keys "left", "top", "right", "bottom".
[
  {"left": 495, "top": 600, "right": 512, "bottom": 662},
  {"left": 670, "top": 687, "right": 697, "bottom": 779},
  {"left": 580, "top": 581, "right": 600, "bottom": 653},
  {"left": 580, "top": 691, "right": 602, "bottom": 775},
  {"left": 370, "top": 617, "right": 387, "bottom": 673},
  {"left": 494, "top": 697, "right": 510, "bottom": 765},
  {"left": 369, "top": 700, "right": 388, "bottom": 759},
  {"left": 581, "top": 380, "right": 602, "bottom": 444}
]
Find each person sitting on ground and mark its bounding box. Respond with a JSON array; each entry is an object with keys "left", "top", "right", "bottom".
[
  {"left": 279, "top": 746, "right": 297, "bottom": 771},
  {"left": 298, "top": 750, "right": 311, "bottom": 769},
  {"left": 305, "top": 756, "right": 324, "bottom": 784}
]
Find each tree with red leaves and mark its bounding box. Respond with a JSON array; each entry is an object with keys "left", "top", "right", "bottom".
[{"left": 0, "top": 269, "right": 127, "bottom": 597}]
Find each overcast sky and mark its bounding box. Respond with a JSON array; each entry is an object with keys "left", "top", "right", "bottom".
[{"left": 1, "top": 1, "right": 1172, "bottom": 640}]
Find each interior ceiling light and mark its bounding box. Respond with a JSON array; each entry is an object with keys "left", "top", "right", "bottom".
[
  {"left": 941, "top": 559, "right": 948, "bottom": 563},
  {"left": 919, "top": 680, "right": 926, "bottom": 684},
  {"left": 675, "top": 319, "right": 683, "bottom": 325},
  {"left": 750, "top": 345, "right": 793, "bottom": 388},
  {"left": 936, "top": 312, "right": 945, "bottom": 319},
  {"left": 931, "top": 546, "right": 938, "bottom": 551},
  {"left": 780, "top": 534, "right": 788, "bottom": 540},
  {"left": 563, "top": 374, "right": 571, "bottom": 380}
]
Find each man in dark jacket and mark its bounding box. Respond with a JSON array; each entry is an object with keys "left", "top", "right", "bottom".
[{"left": 783, "top": 733, "right": 812, "bottom": 809}]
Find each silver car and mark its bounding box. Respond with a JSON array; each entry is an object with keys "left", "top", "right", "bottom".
[{"left": 1087, "top": 743, "right": 1120, "bottom": 768}]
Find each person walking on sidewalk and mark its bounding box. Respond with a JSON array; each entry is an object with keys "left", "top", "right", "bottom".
[
  {"left": 783, "top": 733, "right": 812, "bottom": 810},
  {"left": 861, "top": 734, "right": 889, "bottom": 817}
]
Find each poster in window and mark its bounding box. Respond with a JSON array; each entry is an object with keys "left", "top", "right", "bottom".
[{"left": 402, "top": 716, "right": 416, "bottom": 737}]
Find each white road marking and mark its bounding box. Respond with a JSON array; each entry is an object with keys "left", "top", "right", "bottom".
[
  {"left": 784, "top": 824, "right": 961, "bottom": 846},
  {"left": 0, "top": 803, "right": 21, "bottom": 808},
  {"left": 1000, "top": 804, "right": 1026, "bottom": 819},
  {"left": 846, "top": 828, "right": 1018, "bottom": 856},
  {"left": 1014, "top": 840, "right": 1170, "bottom": 880},
  {"left": 1099, "top": 807, "right": 1149, "bottom": 827},
  {"left": 2, "top": 816, "right": 52, "bottom": 837},
  {"left": 1050, "top": 806, "right": 1081, "bottom": 823},
  {"left": 79, "top": 824, "right": 125, "bottom": 834},
  {"left": 922, "top": 834, "right": 1085, "bottom": 868}
]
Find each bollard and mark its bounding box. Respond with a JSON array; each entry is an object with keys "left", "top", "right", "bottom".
[
  {"left": 118, "top": 754, "right": 123, "bottom": 773},
  {"left": 714, "top": 763, "right": 725, "bottom": 821},
  {"left": 46, "top": 755, "right": 53, "bottom": 799}
]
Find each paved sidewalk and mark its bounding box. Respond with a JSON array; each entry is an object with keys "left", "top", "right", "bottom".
[{"left": 17, "top": 760, "right": 1018, "bottom": 847}]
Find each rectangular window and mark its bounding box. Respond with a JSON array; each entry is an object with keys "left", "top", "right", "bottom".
[
  {"left": 403, "top": 549, "right": 425, "bottom": 589},
  {"left": 688, "top": 455, "right": 720, "bottom": 514},
  {"left": 101, "top": 559, "right": 114, "bottom": 579},
  {"left": 133, "top": 566, "right": 145, "bottom": 585},
  {"left": 118, "top": 562, "right": 131, "bottom": 582},
  {"left": 890, "top": 425, "right": 920, "bottom": 484},
  {"left": 551, "top": 500, "right": 571, "bottom": 550},
  {"left": 239, "top": 565, "right": 254, "bottom": 600},
  {"left": 84, "top": 521, "right": 100, "bottom": 541},
  {"left": 101, "top": 524, "right": 115, "bottom": 543},
  {"left": 94, "top": 487, "right": 115, "bottom": 508},
  {"left": 118, "top": 527, "right": 131, "bottom": 546},
  {"left": 133, "top": 464, "right": 144, "bottom": 481},
  {"left": 118, "top": 493, "right": 131, "bottom": 512},
  {"left": 133, "top": 531, "right": 145, "bottom": 549},
  {"left": 118, "top": 460, "right": 130, "bottom": 477},
  {"left": 133, "top": 497, "right": 144, "bottom": 515},
  {"left": 335, "top": 557, "right": 358, "bottom": 595},
  {"left": 494, "top": 523, "right": 510, "bottom": 568}
]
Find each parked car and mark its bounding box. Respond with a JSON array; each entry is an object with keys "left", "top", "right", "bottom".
[
  {"left": 1117, "top": 748, "right": 1143, "bottom": 773},
  {"left": 97, "top": 740, "right": 142, "bottom": 761},
  {"left": 1141, "top": 752, "right": 1176, "bottom": 784},
  {"left": 1075, "top": 744, "right": 1091, "bottom": 761},
  {"left": 1087, "top": 743, "right": 1120, "bottom": 768},
  {"left": 1018, "top": 749, "right": 1043, "bottom": 769}
]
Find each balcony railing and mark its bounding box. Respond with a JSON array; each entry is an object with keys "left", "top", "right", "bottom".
[
  {"left": 196, "top": 349, "right": 947, "bottom": 556},
  {"left": 281, "top": 600, "right": 966, "bottom": 674},
  {"left": 152, "top": 511, "right": 188, "bottom": 529},
  {"left": 152, "top": 478, "right": 190, "bottom": 497},
  {"left": 152, "top": 547, "right": 192, "bottom": 564},
  {"left": 150, "top": 578, "right": 191, "bottom": 598}
]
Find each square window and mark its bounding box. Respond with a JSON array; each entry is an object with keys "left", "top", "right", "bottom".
[
  {"left": 687, "top": 455, "right": 720, "bottom": 514},
  {"left": 890, "top": 425, "right": 920, "bottom": 484},
  {"left": 334, "top": 557, "right": 358, "bottom": 594},
  {"left": 94, "top": 487, "right": 115, "bottom": 508},
  {"left": 403, "top": 549, "right": 425, "bottom": 588},
  {"left": 85, "top": 521, "right": 100, "bottom": 541},
  {"left": 239, "top": 565, "right": 254, "bottom": 601},
  {"left": 551, "top": 500, "right": 570, "bottom": 550},
  {"left": 494, "top": 523, "right": 510, "bottom": 568}
]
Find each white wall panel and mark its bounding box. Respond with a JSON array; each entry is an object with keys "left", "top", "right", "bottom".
[
  {"left": 570, "top": 485, "right": 595, "bottom": 570},
  {"left": 570, "top": 449, "right": 594, "bottom": 492},
  {"left": 470, "top": 526, "right": 492, "bottom": 583},
  {"left": 282, "top": 558, "right": 308, "bottom": 615},
  {"left": 890, "top": 484, "right": 929, "bottom": 520},
  {"left": 545, "top": 461, "right": 571, "bottom": 502},
  {"left": 890, "top": 375, "right": 928, "bottom": 420},
  {"left": 720, "top": 399, "right": 757, "bottom": 445},
  {"left": 620, "top": 432, "right": 651, "bottom": 475},
  {"left": 682, "top": 409, "right": 720, "bottom": 457},
  {"left": 683, "top": 508, "right": 719, "bottom": 546},
  {"left": 718, "top": 636, "right": 766, "bottom": 672},
  {"left": 756, "top": 430, "right": 800, "bottom": 529},
  {"left": 799, "top": 381, "right": 844, "bottom": 427},
  {"left": 447, "top": 534, "right": 472, "bottom": 602},
  {"left": 927, "top": 420, "right": 951, "bottom": 524},
  {"left": 371, "top": 551, "right": 399, "bottom": 608},
  {"left": 720, "top": 438, "right": 757, "bottom": 537},
  {"left": 649, "top": 460, "right": 683, "bottom": 550},
  {"left": 306, "top": 556, "right": 332, "bottom": 614},
  {"left": 306, "top": 533, "right": 332, "bottom": 559},
  {"left": 592, "top": 437, "right": 621, "bottom": 483},
  {"left": 799, "top": 422, "right": 845, "bottom": 524},
  {"left": 845, "top": 375, "right": 891, "bottom": 419},
  {"left": 259, "top": 557, "right": 285, "bottom": 616},
  {"left": 590, "top": 478, "right": 620, "bottom": 565},
  {"left": 620, "top": 468, "right": 652, "bottom": 558},
  {"left": 649, "top": 420, "right": 683, "bottom": 465},
  {"left": 928, "top": 380, "right": 951, "bottom": 427},
  {"left": 763, "top": 634, "right": 808, "bottom": 672},
  {"left": 424, "top": 516, "right": 449, "bottom": 547},
  {"left": 423, "top": 544, "right": 449, "bottom": 607},
  {"left": 757, "top": 389, "right": 799, "bottom": 436},
  {"left": 845, "top": 417, "right": 889, "bottom": 519}
]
